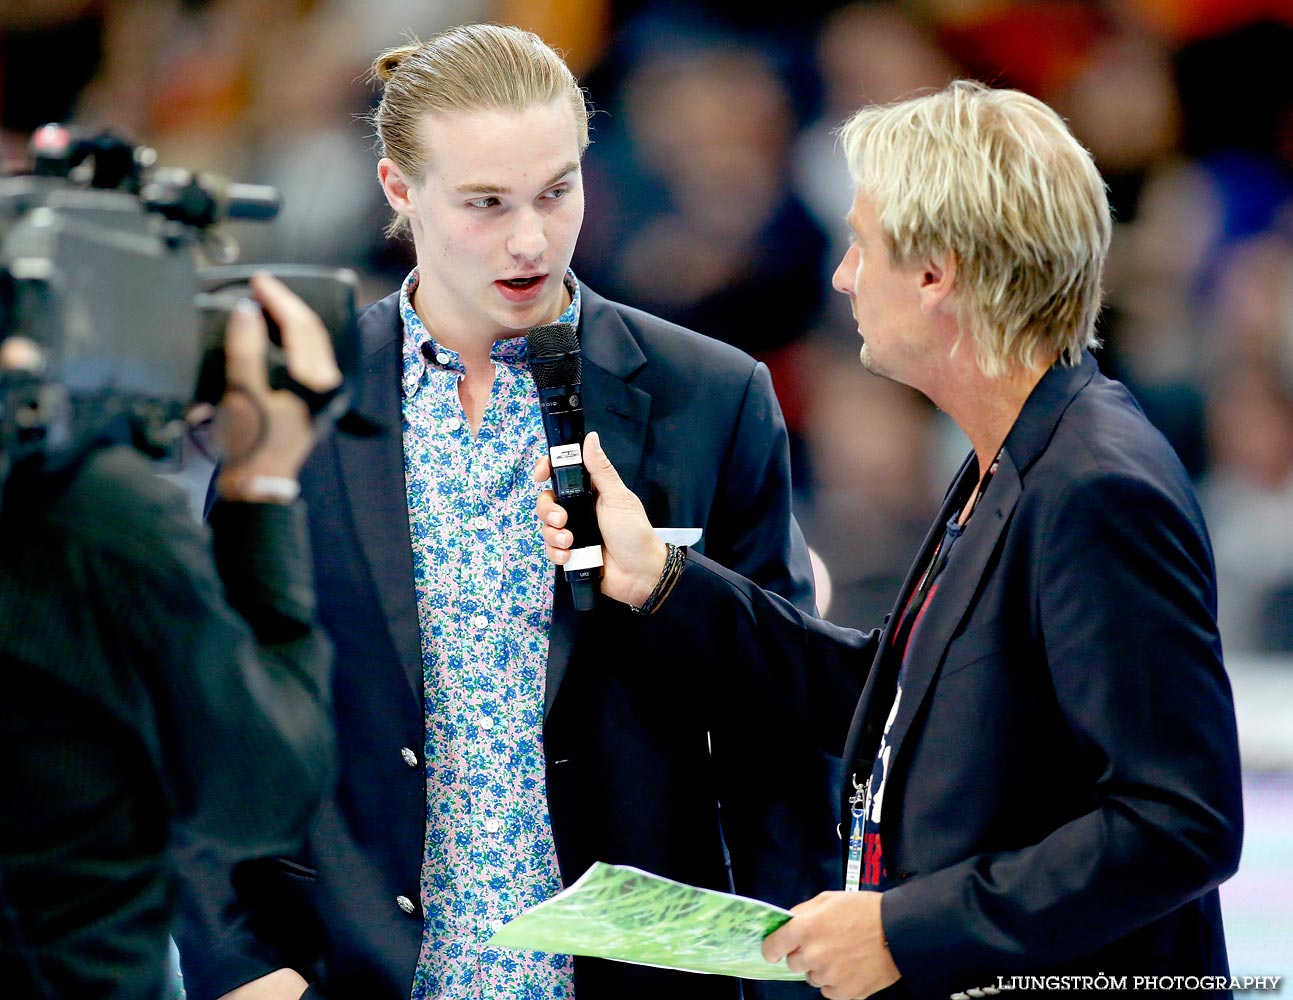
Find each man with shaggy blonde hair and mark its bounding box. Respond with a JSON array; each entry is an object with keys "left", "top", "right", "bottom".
[
  {"left": 539, "top": 80, "right": 1242, "bottom": 999},
  {"left": 837, "top": 81, "right": 1109, "bottom": 378}
]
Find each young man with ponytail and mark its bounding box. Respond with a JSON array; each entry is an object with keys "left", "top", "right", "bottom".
[{"left": 176, "top": 23, "right": 838, "bottom": 1000}]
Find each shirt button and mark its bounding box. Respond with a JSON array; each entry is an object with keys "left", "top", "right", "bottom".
[
  {"left": 470, "top": 514, "right": 490, "bottom": 530},
  {"left": 401, "top": 747, "right": 418, "bottom": 767},
  {"left": 472, "top": 614, "right": 489, "bottom": 630},
  {"left": 484, "top": 817, "right": 502, "bottom": 834},
  {"left": 444, "top": 416, "right": 462, "bottom": 432},
  {"left": 396, "top": 895, "right": 416, "bottom": 915},
  {"left": 435, "top": 351, "right": 451, "bottom": 365},
  {"left": 480, "top": 716, "right": 495, "bottom": 730}
]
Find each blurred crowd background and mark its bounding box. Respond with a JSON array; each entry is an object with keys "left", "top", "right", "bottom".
[
  {"left": 4, "top": 0, "right": 1292, "bottom": 651},
  {"left": 3, "top": 0, "right": 1291, "bottom": 980}
]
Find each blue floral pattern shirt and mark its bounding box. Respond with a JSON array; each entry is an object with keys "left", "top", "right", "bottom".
[{"left": 400, "top": 267, "right": 579, "bottom": 999}]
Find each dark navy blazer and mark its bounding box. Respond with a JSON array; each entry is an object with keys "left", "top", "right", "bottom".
[
  {"left": 651, "top": 353, "right": 1244, "bottom": 1000},
  {"left": 177, "top": 285, "right": 836, "bottom": 1000}
]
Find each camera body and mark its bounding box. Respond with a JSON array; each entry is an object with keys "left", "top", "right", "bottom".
[{"left": 0, "top": 126, "right": 359, "bottom": 476}]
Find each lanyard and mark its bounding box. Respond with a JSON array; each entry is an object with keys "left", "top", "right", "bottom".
[
  {"left": 844, "top": 450, "right": 1002, "bottom": 893},
  {"left": 844, "top": 774, "right": 873, "bottom": 892},
  {"left": 889, "top": 451, "right": 1000, "bottom": 657}
]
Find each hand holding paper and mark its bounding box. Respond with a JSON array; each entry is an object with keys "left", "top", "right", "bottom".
[{"left": 762, "top": 889, "right": 900, "bottom": 997}]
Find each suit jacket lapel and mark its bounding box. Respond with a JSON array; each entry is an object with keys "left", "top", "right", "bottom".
[
  {"left": 882, "top": 456, "right": 1021, "bottom": 759},
  {"left": 545, "top": 288, "right": 650, "bottom": 717},
  {"left": 839, "top": 454, "right": 977, "bottom": 780},
  {"left": 872, "top": 352, "right": 1100, "bottom": 766},
  {"left": 337, "top": 298, "right": 424, "bottom": 698}
]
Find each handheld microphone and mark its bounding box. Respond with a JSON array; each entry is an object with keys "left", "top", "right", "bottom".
[{"left": 527, "top": 321, "right": 602, "bottom": 611}]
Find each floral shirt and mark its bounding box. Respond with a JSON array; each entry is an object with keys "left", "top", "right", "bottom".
[{"left": 400, "top": 268, "right": 578, "bottom": 999}]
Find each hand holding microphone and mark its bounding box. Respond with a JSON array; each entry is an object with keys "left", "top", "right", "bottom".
[
  {"left": 529, "top": 321, "right": 668, "bottom": 610},
  {"left": 534, "top": 429, "right": 667, "bottom": 610},
  {"left": 527, "top": 321, "right": 602, "bottom": 610}
]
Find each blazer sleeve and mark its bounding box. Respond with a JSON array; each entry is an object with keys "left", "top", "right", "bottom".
[
  {"left": 879, "top": 468, "right": 1243, "bottom": 993},
  {"left": 142, "top": 497, "right": 335, "bottom": 849},
  {"left": 657, "top": 550, "right": 876, "bottom": 758},
  {"left": 696, "top": 360, "right": 861, "bottom": 986},
  {"left": 31, "top": 447, "right": 336, "bottom": 856},
  {"left": 166, "top": 500, "right": 335, "bottom": 998},
  {"left": 706, "top": 360, "right": 816, "bottom": 613}
]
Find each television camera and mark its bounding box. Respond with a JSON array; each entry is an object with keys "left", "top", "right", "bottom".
[{"left": 0, "top": 125, "right": 361, "bottom": 487}]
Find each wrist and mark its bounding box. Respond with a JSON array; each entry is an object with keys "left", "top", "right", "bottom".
[
  {"left": 628, "top": 542, "right": 685, "bottom": 615},
  {"left": 626, "top": 542, "right": 667, "bottom": 606},
  {"left": 216, "top": 470, "right": 301, "bottom": 504}
]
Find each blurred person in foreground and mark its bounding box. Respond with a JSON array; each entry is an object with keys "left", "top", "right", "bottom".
[
  {"left": 0, "top": 274, "right": 341, "bottom": 998},
  {"left": 176, "top": 22, "right": 820, "bottom": 1000},
  {"left": 539, "top": 80, "right": 1243, "bottom": 999}
]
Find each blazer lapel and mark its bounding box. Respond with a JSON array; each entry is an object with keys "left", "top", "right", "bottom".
[
  {"left": 877, "top": 352, "right": 1101, "bottom": 765},
  {"left": 839, "top": 454, "right": 977, "bottom": 780},
  {"left": 544, "top": 288, "right": 650, "bottom": 717},
  {"left": 337, "top": 302, "right": 423, "bottom": 699},
  {"left": 882, "top": 456, "right": 1021, "bottom": 759}
]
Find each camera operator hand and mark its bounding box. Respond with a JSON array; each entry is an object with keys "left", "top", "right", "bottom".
[
  {"left": 0, "top": 336, "right": 41, "bottom": 373},
  {"left": 212, "top": 273, "right": 342, "bottom": 504}
]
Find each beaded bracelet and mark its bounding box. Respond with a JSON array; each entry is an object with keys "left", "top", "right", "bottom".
[{"left": 630, "top": 542, "right": 687, "bottom": 616}]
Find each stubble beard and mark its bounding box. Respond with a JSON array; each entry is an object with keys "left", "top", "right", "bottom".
[{"left": 858, "top": 341, "right": 887, "bottom": 380}]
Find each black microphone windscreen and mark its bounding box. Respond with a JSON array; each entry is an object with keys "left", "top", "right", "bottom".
[{"left": 527, "top": 322, "right": 581, "bottom": 389}]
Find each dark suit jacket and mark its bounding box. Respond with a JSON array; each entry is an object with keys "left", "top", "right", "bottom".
[
  {"left": 1, "top": 447, "right": 333, "bottom": 1000},
  {"left": 177, "top": 286, "right": 830, "bottom": 999},
  {"left": 651, "top": 354, "right": 1244, "bottom": 1000}
]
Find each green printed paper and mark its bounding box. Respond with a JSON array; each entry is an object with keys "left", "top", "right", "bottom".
[{"left": 487, "top": 862, "right": 804, "bottom": 981}]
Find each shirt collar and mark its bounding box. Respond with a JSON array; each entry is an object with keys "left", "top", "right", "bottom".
[{"left": 400, "top": 268, "right": 582, "bottom": 398}]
